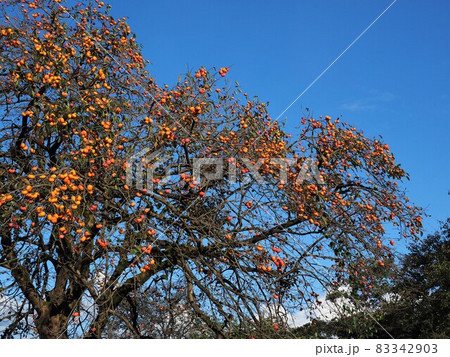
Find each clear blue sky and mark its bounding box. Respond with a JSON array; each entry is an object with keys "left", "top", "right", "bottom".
[{"left": 106, "top": 0, "right": 449, "bottom": 235}]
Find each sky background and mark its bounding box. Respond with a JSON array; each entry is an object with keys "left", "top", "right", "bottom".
[{"left": 106, "top": 0, "right": 450, "bottom": 236}]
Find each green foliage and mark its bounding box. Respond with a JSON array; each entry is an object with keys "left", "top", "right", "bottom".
[
  {"left": 296, "top": 219, "right": 450, "bottom": 338},
  {"left": 376, "top": 218, "right": 450, "bottom": 338}
]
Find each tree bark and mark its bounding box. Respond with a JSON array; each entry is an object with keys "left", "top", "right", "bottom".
[{"left": 35, "top": 309, "right": 69, "bottom": 339}]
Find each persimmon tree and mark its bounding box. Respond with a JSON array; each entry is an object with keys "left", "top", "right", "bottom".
[{"left": 0, "top": 0, "right": 422, "bottom": 338}]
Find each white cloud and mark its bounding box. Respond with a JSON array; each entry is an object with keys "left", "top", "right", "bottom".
[
  {"left": 340, "top": 102, "right": 376, "bottom": 112},
  {"left": 340, "top": 90, "right": 396, "bottom": 112},
  {"left": 288, "top": 286, "right": 353, "bottom": 327}
]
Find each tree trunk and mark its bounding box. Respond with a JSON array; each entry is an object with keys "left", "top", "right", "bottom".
[{"left": 36, "top": 310, "right": 69, "bottom": 339}]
